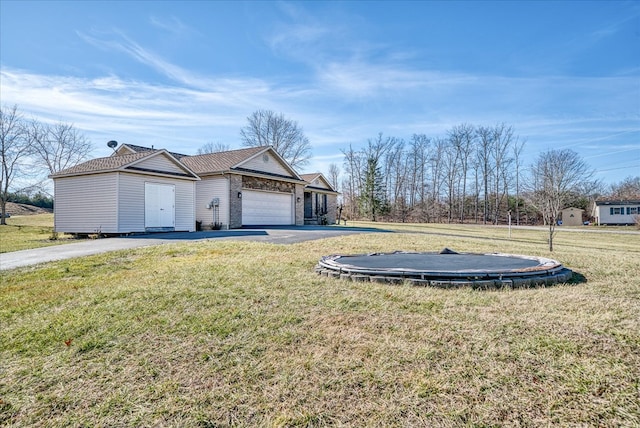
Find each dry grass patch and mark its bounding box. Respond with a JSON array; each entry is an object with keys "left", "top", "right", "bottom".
[
  {"left": 0, "top": 214, "right": 76, "bottom": 253},
  {"left": 1, "top": 227, "right": 639, "bottom": 426}
]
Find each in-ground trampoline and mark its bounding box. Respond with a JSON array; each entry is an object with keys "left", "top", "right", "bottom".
[{"left": 315, "top": 249, "right": 574, "bottom": 289}]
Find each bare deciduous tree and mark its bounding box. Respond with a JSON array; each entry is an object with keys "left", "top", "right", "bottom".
[
  {"left": 476, "top": 126, "right": 494, "bottom": 224},
  {"left": 30, "top": 120, "right": 92, "bottom": 175},
  {"left": 428, "top": 138, "right": 446, "bottom": 222},
  {"left": 240, "top": 110, "right": 312, "bottom": 169},
  {"left": 0, "top": 105, "right": 34, "bottom": 224},
  {"left": 328, "top": 163, "right": 340, "bottom": 191},
  {"left": 441, "top": 138, "right": 461, "bottom": 223},
  {"left": 408, "top": 134, "right": 429, "bottom": 211},
  {"left": 528, "top": 149, "right": 594, "bottom": 251},
  {"left": 197, "top": 142, "right": 231, "bottom": 155},
  {"left": 512, "top": 137, "right": 526, "bottom": 225},
  {"left": 448, "top": 124, "right": 475, "bottom": 223},
  {"left": 341, "top": 144, "right": 364, "bottom": 219},
  {"left": 609, "top": 176, "right": 640, "bottom": 199},
  {"left": 491, "top": 124, "right": 515, "bottom": 224}
]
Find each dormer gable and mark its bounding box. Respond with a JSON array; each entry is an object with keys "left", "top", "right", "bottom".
[
  {"left": 114, "top": 144, "right": 139, "bottom": 156},
  {"left": 112, "top": 143, "right": 187, "bottom": 159},
  {"left": 301, "top": 173, "right": 337, "bottom": 193},
  {"left": 233, "top": 146, "right": 303, "bottom": 181}
]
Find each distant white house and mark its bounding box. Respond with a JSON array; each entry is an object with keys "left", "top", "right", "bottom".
[
  {"left": 591, "top": 200, "right": 640, "bottom": 226},
  {"left": 50, "top": 144, "right": 339, "bottom": 235}
]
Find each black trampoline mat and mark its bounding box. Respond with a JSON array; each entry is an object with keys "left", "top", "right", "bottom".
[
  {"left": 317, "top": 251, "right": 573, "bottom": 287},
  {"left": 332, "top": 252, "right": 549, "bottom": 273}
]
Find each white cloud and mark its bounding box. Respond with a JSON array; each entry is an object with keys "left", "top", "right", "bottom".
[
  {"left": 149, "top": 15, "right": 194, "bottom": 37},
  {"left": 78, "top": 29, "right": 210, "bottom": 88}
]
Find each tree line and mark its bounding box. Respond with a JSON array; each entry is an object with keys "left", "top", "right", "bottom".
[
  {"left": 5, "top": 191, "right": 53, "bottom": 209},
  {"left": 338, "top": 124, "right": 539, "bottom": 225},
  {"left": 333, "top": 123, "right": 640, "bottom": 250}
]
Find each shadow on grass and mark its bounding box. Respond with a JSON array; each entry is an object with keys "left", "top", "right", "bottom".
[{"left": 568, "top": 271, "right": 588, "bottom": 285}]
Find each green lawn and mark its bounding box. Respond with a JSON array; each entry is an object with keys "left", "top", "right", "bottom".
[
  {"left": 0, "top": 214, "right": 76, "bottom": 253},
  {"left": 1, "top": 222, "right": 639, "bottom": 426}
]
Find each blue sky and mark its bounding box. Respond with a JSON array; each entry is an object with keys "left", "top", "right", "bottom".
[{"left": 1, "top": 0, "right": 638, "bottom": 185}]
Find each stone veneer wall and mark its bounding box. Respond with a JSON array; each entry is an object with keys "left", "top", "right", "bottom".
[
  {"left": 295, "top": 184, "right": 304, "bottom": 226},
  {"left": 229, "top": 174, "right": 243, "bottom": 229},
  {"left": 242, "top": 176, "right": 295, "bottom": 193},
  {"left": 326, "top": 194, "right": 337, "bottom": 225}
]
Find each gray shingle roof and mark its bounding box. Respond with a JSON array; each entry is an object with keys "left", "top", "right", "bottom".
[
  {"left": 118, "top": 143, "right": 188, "bottom": 159},
  {"left": 300, "top": 173, "right": 338, "bottom": 192},
  {"left": 300, "top": 173, "right": 321, "bottom": 183},
  {"left": 50, "top": 152, "right": 155, "bottom": 177},
  {"left": 51, "top": 144, "right": 307, "bottom": 182},
  {"left": 594, "top": 199, "right": 640, "bottom": 205},
  {"left": 180, "top": 146, "right": 267, "bottom": 174}
]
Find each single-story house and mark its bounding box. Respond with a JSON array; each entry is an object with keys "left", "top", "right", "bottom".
[
  {"left": 591, "top": 200, "right": 640, "bottom": 226},
  {"left": 300, "top": 173, "right": 339, "bottom": 225},
  {"left": 560, "top": 207, "right": 585, "bottom": 226},
  {"left": 50, "top": 144, "right": 339, "bottom": 234}
]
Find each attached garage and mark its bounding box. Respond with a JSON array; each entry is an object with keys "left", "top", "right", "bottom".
[
  {"left": 242, "top": 190, "right": 294, "bottom": 226},
  {"left": 50, "top": 150, "right": 199, "bottom": 234}
]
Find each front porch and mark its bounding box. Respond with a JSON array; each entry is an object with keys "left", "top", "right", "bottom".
[{"left": 304, "top": 191, "right": 329, "bottom": 225}]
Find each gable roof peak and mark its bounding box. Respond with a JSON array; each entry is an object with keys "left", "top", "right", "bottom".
[
  {"left": 300, "top": 172, "right": 337, "bottom": 193},
  {"left": 50, "top": 149, "right": 198, "bottom": 179}
]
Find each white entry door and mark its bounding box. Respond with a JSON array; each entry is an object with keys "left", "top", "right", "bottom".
[
  {"left": 145, "top": 182, "right": 175, "bottom": 230},
  {"left": 242, "top": 190, "right": 293, "bottom": 225}
]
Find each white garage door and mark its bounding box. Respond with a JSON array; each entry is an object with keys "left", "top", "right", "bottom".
[{"left": 242, "top": 190, "right": 293, "bottom": 225}]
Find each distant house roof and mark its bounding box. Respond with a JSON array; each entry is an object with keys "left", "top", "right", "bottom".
[{"left": 594, "top": 199, "right": 640, "bottom": 206}]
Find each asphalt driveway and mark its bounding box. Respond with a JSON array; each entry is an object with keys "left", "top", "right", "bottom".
[{"left": 0, "top": 226, "right": 389, "bottom": 271}]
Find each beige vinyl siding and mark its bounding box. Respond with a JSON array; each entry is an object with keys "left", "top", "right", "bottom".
[
  {"left": 310, "top": 178, "right": 330, "bottom": 190},
  {"left": 132, "top": 154, "right": 187, "bottom": 175},
  {"left": 240, "top": 153, "right": 293, "bottom": 177},
  {"left": 195, "top": 176, "right": 229, "bottom": 228},
  {"left": 54, "top": 174, "right": 119, "bottom": 234},
  {"left": 118, "top": 172, "right": 195, "bottom": 232},
  {"left": 174, "top": 180, "right": 196, "bottom": 232},
  {"left": 117, "top": 173, "right": 146, "bottom": 232}
]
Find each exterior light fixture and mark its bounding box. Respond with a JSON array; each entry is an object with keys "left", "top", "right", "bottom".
[{"left": 237, "top": 192, "right": 242, "bottom": 198}]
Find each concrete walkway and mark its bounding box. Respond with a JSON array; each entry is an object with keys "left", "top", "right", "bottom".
[{"left": 0, "top": 226, "right": 389, "bottom": 271}]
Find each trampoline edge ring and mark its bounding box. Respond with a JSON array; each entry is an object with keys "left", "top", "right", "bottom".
[{"left": 315, "top": 251, "right": 574, "bottom": 289}]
